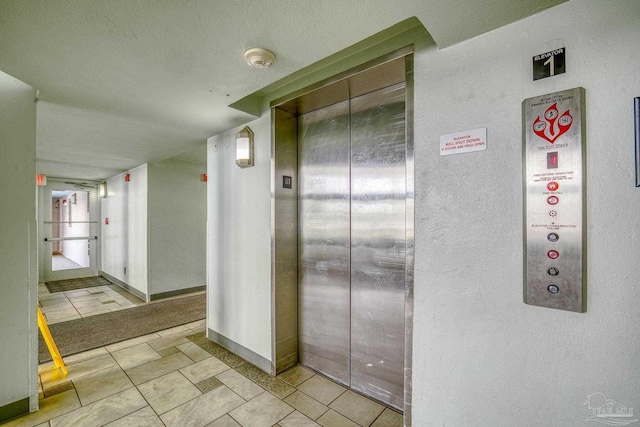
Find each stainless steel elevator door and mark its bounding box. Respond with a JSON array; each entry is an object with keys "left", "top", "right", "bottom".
[
  {"left": 298, "top": 100, "right": 351, "bottom": 386},
  {"left": 298, "top": 83, "right": 406, "bottom": 410},
  {"left": 350, "top": 84, "right": 406, "bottom": 409}
]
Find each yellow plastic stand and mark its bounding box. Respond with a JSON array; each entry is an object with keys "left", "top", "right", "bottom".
[{"left": 37, "top": 307, "right": 68, "bottom": 375}]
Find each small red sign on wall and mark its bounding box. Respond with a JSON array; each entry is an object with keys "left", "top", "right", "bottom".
[{"left": 124, "top": 173, "right": 130, "bottom": 182}]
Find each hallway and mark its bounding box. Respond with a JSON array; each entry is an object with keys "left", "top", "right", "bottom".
[
  {"left": 7, "top": 316, "right": 402, "bottom": 427},
  {"left": 38, "top": 282, "right": 143, "bottom": 325}
]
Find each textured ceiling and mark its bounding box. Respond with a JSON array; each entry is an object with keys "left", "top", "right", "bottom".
[{"left": 0, "top": 0, "right": 566, "bottom": 180}]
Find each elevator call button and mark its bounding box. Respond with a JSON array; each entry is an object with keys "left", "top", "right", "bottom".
[
  {"left": 547, "top": 181, "right": 559, "bottom": 191},
  {"left": 547, "top": 250, "right": 559, "bottom": 260}
]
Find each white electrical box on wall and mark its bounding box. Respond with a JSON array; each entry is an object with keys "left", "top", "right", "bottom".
[{"left": 523, "top": 87, "right": 586, "bottom": 313}]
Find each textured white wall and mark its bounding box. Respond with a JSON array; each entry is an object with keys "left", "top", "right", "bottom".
[
  {"left": 412, "top": 1, "right": 640, "bottom": 425},
  {"left": 0, "top": 71, "right": 38, "bottom": 412},
  {"left": 207, "top": 117, "right": 272, "bottom": 361},
  {"left": 101, "top": 165, "right": 148, "bottom": 298},
  {"left": 147, "top": 158, "right": 206, "bottom": 296}
]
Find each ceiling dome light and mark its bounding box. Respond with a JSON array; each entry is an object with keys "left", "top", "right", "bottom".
[{"left": 244, "top": 48, "right": 276, "bottom": 69}]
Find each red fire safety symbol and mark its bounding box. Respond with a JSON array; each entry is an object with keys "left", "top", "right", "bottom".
[{"left": 533, "top": 103, "right": 573, "bottom": 143}]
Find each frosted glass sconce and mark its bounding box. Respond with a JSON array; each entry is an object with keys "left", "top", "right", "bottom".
[
  {"left": 236, "top": 126, "right": 254, "bottom": 168},
  {"left": 99, "top": 181, "right": 107, "bottom": 198}
]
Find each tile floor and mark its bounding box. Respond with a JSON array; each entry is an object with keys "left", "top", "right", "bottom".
[
  {"left": 10, "top": 283, "right": 403, "bottom": 426},
  {"left": 51, "top": 255, "right": 83, "bottom": 272},
  {"left": 5, "top": 320, "right": 403, "bottom": 427},
  {"left": 38, "top": 283, "right": 144, "bottom": 325}
]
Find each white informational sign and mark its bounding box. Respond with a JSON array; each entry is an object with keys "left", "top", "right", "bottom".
[{"left": 440, "top": 128, "right": 487, "bottom": 156}]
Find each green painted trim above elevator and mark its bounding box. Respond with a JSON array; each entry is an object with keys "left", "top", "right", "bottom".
[{"left": 231, "top": 16, "right": 431, "bottom": 116}]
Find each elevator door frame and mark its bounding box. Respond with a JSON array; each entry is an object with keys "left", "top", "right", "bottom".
[{"left": 271, "top": 47, "right": 414, "bottom": 423}]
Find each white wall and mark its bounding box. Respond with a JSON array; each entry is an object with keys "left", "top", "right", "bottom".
[
  {"left": 147, "top": 158, "right": 206, "bottom": 296},
  {"left": 101, "top": 165, "right": 148, "bottom": 298},
  {"left": 0, "top": 71, "right": 38, "bottom": 416},
  {"left": 207, "top": 118, "right": 272, "bottom": 361},
  {"left": 412, "top": 1, "right": 640, "bottom": 425}
]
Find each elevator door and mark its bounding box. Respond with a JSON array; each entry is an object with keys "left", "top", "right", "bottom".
[{"left": 298, "top": 83, "right": 406, "bottom": 410}]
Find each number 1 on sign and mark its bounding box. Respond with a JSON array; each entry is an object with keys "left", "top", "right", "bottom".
[{"left": 544, "top": 55, "right": 555, "bottom": 77}]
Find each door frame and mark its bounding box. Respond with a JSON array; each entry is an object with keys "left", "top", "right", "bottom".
[
  {"left": 270, "top": 47, "right": 415, "bottom": 422},
  {"left": 38, "top": 178, "right": 101, "bottom": 283}
]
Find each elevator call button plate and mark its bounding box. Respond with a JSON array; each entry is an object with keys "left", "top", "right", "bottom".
[{"left": 523, "top": 87, "right": 586, "bottom": 313}]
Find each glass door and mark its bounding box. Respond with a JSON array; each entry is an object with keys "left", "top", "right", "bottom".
[{"left": 40, "top": 180, "right": 99, "bottom": 282}]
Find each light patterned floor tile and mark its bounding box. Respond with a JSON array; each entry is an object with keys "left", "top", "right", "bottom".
[
  {"left": 185, "top": 319, "right": 206, "bottom": 331},
  {"left": 39, "top": 299, "right": 74, "bottom": 310},
  {"left": 284, "top": 391, "right": 329, "bottom": 420},
  {"left": 41, "top": 354, "right": 117, "bottom": 389},
  {"left": 77, "top": 307, "right": 111, "bottom": 316},
  {"left": 2, "top": 389, "right": 80, "bottom": 427},
  {"left": 278, "top": 365, "right": 315, "bottom": 387},
  {"left": 49, "top": 388, "right": 146, "bottom": 427},
  {"left": 228, "top": 392, "right": 294, "bottom": 427},
  {"left": 105, "top": 333, "right": 162, "bottom": 353},
  {"left": 371, "top": 408, "right": 404, "bottom": 427},
  {"left": 179, "top": 356, "right": 230, "bottom": 384},
  {"left": 137, "top": 371, "right": 202, "bottom": 415},
  {"left": 71, "top": 298, "right": 105, "bottom": 309},
  {"left": 147, "top": 334, "right": 190, "bottom": 351},
  {"left": 329, "top": 390, "right": 384, "bottom": 426},
  {"left": 160, "top": 385, "right": 245, "bottom": 427},
  {"left": 177, "top": 341, "right": 213, "bottom": 362},
  {"left": 316, "top": 409, "right": 360, "bottom": 427},
  {"left": 216, "top": 369, "right": 264, "bottom": 400},
  {"left": 157, "top": 324, "right": 192, "bottom": 337},
  {"left": 158, "top": 347, "right": 181, "bottom": 357},
  {"left": 126, "top": 352, "right": 193, "bottom": 385},
  {"left": 205, "top": 414, "right": 241, "bottom": 427},
  {"left": 297, "top": 375, "right": 347, "bottom": 406},
  {"left": 44, "top": 307, "right": 80, "bottom": 321},
  {"left": 104, "top": 406, "right": 165, "bottom": 427},
  {"left": 73, "top": 365, "right": 133, "bottom": 405},
  {"left": 111, "top": 343, "right": 162, "bottom": 370},
  {"left": 48, "top": 314, "right": 82, "bottom": 324},
  {"left": 279, "top": 411, "right": 321, "bottom": 427},
  {"left": 63, "top": 347, "right": 109, "bottom": 365}
]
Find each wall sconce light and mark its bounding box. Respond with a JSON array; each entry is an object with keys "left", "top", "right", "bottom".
[
  {"left": 235, "top": 126, "right": 254, "bottom": 168},
  {"left": 99, "top": 181, "right": 108, "bottom": 198}
]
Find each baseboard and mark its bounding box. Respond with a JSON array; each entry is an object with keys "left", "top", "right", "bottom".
[
  {"left": 207, "top": 328, "right": 272, "bottom": 374},
  {"left": 0, "top": 397, "right": 29, "bottom": 424},
  {"left": 99, "top": 271, "right": 147, "bottom": 301},
  {"left": 150, "top": 285, "right": 206, "bottom": 301}
]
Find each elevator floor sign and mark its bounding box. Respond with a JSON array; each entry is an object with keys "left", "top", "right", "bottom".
[{"left": 440, "top": 128, "right": 487, "bottom": 156}]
